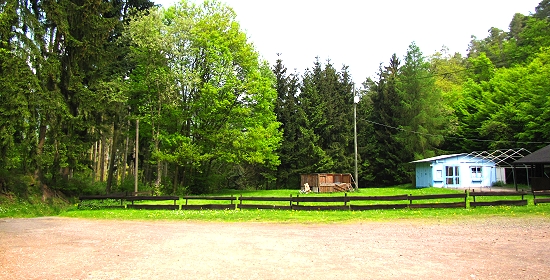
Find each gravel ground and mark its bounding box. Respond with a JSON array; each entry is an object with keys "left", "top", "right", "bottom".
[{"left": 1, "top": 217, "right": 549, "bottom": 279}]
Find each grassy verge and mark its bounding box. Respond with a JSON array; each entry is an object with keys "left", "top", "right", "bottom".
[
  {"left": 4, "top": 185, "right": 550, "bottom": 223},
  {"left": 61, "top": 185, "right": 550, "bottom": 223},
  {"left": 60, "top": 204, "right": 550, "bottom": 223},
  {"left": 0, "top": 194, "right": 68, "bottom": 218}
]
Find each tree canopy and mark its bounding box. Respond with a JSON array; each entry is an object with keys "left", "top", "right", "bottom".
[{"left": 0, "top": 0, "right": 548, "bottom": 196}]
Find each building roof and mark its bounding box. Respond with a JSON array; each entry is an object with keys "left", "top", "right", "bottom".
[
  {"left": 513, "top": 144, "right": 550, "bottom": 165},
  {"left": 410, "top": 153, "right": 466, "bottom": 163}
]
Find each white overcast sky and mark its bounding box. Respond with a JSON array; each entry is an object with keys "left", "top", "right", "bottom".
[{"left": 155, "top": 0, "right": 541, "bottom": 83}]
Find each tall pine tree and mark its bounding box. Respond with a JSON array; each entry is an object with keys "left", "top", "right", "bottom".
[{"left": 363, "top": 54, "right": 408, "bottom": 186}]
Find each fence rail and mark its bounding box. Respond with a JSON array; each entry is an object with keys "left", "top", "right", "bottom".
[
  {"left": 469, "top": 191, "right": 528, "bottom": 207},
  {"left": 181, "top": 195, "right": 236, "bottom": 210},
  {"left": 126, "top": 195, "right": 180, "bottom": 210},
  {"left": 408, "top": 193, "right": 467, "bottom": 209},
  {"left": 533, "top": 191, "right": 550, "bottom": 205},
  {"left": 238, "top": 195, "right": 293, "bottom": 210}
]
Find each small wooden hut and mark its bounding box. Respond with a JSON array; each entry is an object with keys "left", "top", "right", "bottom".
[{"left": 300, "top": 173, "right": 353, "bottom": 193}]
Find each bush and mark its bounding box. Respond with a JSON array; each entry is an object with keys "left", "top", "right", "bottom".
[
  {"left": 0, "top": 169, "right": 36, "bottom": 197},
  {"left": 492, "top": 181, "right": 505, "bottom": 187}
]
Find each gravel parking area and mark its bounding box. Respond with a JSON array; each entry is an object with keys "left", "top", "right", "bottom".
[{"left": 1, "top": 217, "right": 549, "bottom": 279}]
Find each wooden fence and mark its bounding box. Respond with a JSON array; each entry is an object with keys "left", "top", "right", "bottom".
[
  {"left": 531, "top": 177, "right": 550, "bottom": 205},
  {"left": 469, "top": 191, "right": 528, "bottom": 207},
  {"left": 78, "top": 191, "right": 534, "bottom": 210},
  {"left": 181, "top": 196, "right": 236, "bottom": 210},
  {"left": 238, "top": 191, "right": 529, "bottom": 210},
  {"left": 126, "top": 196, "right": 179, "bottom": 210},
  {"left": 238, "top": 195, "right": 293, "bottom": 210}
]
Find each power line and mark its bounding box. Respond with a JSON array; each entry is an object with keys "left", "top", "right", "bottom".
[{"left": 365, "top": 119, "right": 550, "bottom": 145}]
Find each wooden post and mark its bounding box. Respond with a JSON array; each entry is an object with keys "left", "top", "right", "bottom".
[
  {"left": 512, "top": 166, "right": 518, "bottom": 191},
  {"left": 344, "top": 193, "right": 348, "bottom": 206}
]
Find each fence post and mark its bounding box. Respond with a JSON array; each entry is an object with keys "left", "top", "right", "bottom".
[{"left": 344, "top": 193, "right": 348, "bottom": 206}]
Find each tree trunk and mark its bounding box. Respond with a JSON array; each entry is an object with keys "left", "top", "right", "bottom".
[
  {"left": 172, "top": 164, "right": 178, "bottom": 194},
  {"left": 92, "top": 141, "right": 98, "bottom": 182},
  {"left": 100, "top": 133, "right": 106, "bottom": 182},
  {"left": 134, "top": 119, "right": 139, "bottom": 193},
  {"left": 122, "top": 120, "right": 130, "bottom": 182},
  {"left": 106, "top": 123, "right": 118, "bottom": 194},
  {"left": 34, "top": 124, "right": 50, "bottom": 201},
  {"left": 154, "top": 136, "right": 161, "bottom": 194},
  {"left": 156, "top": 160, "right": 162, "bottom": 194}
]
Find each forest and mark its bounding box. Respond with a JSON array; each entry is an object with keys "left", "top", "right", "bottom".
[{"left": 0, "top": 0, "right": 549, "bottom": 198}]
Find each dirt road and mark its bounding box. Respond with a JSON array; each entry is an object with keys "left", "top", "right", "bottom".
[{"left": 1, "top": 217, "right": 549, "bottom": 279}]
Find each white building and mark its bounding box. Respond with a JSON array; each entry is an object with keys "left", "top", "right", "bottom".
[{"left": 411, "top": 154, "right": 498, "bottom": 189}]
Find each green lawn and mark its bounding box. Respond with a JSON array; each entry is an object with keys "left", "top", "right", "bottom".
[
  {"left": 56, "top": 185, "right": 550, "bottom": 223},
  {"left": 3, "top": 185, "right": 549, "bottom": 223},
  {"left": 61, "top": 203, "right": 550, "bottom": 223}
]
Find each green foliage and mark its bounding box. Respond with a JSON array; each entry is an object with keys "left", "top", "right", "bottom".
[
  {"left": 77, "top": 199, "right": 124, "bottom": 210},
  {"left": 0, "top": 195, "right": 68, "bottom": 218},
  {"left": 1, "top": 0, "right": 549, "bottom": 197},
  {"left": 124, "top": 1, "right": 281, "bottom": 194},
  {"left": 362, "top": 43, "right": 453, "bottom": 186},
  {"left": 0, "top": 169, "right": 35, "bottom": 197},
  {"left": 363, "top": 53, "right": 409, "bottom": 186},
  {"left": 452, "top": 48, "right": 550, "bottom": 151},
  {"left": 397, "top": 42, "right": 447, "bottom": 160}
]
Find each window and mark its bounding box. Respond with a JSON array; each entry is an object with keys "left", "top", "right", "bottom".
[
  {"left": 471, "top": 166, "right": 482, "bottom": 179},
  {"left": 435, "top": 170, "right": 442, "bottom": 180},
  {"left": 445, "top": 166, "right": 460, "bottom": 185}
]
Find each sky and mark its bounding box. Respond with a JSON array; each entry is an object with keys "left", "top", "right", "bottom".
[{"left": 155, "top": 0, "right": 541, "bottom": 83}]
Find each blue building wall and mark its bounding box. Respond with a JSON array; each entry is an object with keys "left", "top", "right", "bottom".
[
  {"left": 415, "top": 162, "right": 432, "bottom": 188},
  {"left": 413, "top": 154, "right": 497, "bottom": 189}
]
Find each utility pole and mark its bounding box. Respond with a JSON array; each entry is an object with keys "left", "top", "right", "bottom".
[
  {"left": 134, "top": 119, "right": 139, "bottom": 193},
  {"left": 354, "top": 90, "right": 360, "bottom": 191}
]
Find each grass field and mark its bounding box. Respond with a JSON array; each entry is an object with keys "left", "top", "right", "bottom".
[
  {"left": 3, "top": 185, "right": 549, "bottom": 223},
  {"left": 0, "top": 195, "right": 67, "bottom": 218}
]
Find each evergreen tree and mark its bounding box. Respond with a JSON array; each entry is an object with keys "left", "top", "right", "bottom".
[
  {"left": 297, "top": 60, "right": 334, "bottom": 173},
  {"left": 272, "top": 57, "right": 301, "bottom": 188},
  {"left": 363, "top": 54, "right": 408, "bottom": 186},
  {"left": 397, "top": 42, "right": 447, "bottom": 162}
]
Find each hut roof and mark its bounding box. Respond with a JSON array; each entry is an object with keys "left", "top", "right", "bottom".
[
  {"left": 513, "top": 144, "right": 550, "bottom": 165},
  {"left": 410, "top": 153, "right": 466, "bottom": 163}
]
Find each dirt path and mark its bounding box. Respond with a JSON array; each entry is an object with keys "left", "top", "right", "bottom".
[{"left": 1, "top": 217, "right": 549, "bottom": 279}]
